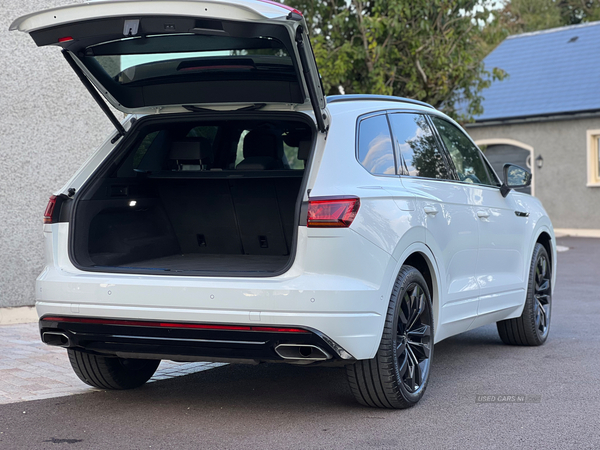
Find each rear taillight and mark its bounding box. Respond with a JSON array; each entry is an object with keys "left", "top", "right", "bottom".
[
  {"left": 307, "top": 197, "right": 360, "bottom": 228},
  {"left": 43, "top": 195, "right": 57, "bottom": 224}
]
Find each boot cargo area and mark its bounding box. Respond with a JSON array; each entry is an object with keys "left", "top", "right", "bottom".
[{"left": 70, "top": 114, "right": 314, "bottom": 276}]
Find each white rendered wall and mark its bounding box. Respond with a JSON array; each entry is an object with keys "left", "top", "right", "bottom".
[{"left": 1, "top": 1, "right": 115, "bottom": 307}]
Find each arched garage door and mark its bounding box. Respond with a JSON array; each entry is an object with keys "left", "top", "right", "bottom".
[{"left": 482, "top": 144, "right": 532, "bottom": 195}]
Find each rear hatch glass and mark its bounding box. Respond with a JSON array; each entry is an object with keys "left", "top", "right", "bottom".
[{"left": 55, "top": 18, "right": 304, "bottom": 109}]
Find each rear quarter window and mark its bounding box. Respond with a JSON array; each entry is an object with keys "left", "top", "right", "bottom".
[{"left": 357, "top": 114, "right": 396, "bottom": 176}]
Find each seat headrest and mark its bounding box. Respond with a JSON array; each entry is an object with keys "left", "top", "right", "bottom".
[
  {"left": 298, "top": 140, "right": 311, "bottom": 161},
  {"left": 169, "top": 137, "right": 212, "bottom": 161},
  {"left": 243, "top": 129, "right": 283, "bottom": 159}
]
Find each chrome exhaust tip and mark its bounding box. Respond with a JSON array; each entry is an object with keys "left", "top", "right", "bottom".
[
  {"left": 42, "top": 332, "right": 71, "bottom": 348},
  {"left": 274, "top": 344, "right": 331, "bottom": 361}
]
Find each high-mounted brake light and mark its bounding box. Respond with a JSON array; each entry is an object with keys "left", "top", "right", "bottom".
[
  {"left": 257, "top": 0, "right": 302, "bottom": 16},
  {"left": 43, "top": 195, "right": 57, "bottom": 224},
  {"left": 307, "top": 197, "right": 360, "bottom": 228},
  {"left": 58, "top": 36, "right": 73, "bottom": 43}
]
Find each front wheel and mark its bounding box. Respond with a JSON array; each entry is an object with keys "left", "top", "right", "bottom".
[
  {"left": 497, "top": 242, "right": 552, "bottom": 346},
  {"left": 68, "top": 349, "right": 160, "bottom": 390},
  {"left": 347, "top": 266, "right": 434, "bottom": 409}
]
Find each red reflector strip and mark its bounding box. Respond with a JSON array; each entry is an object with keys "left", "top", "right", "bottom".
[
  {"left": 43, "top": 195, "right": 57, "bottom": 224},
  {"left": 255, "top": 327, "right": 307, "bottom": 333},
  {"left": 307, "top": 197, "right": 360, "bottom": 228},
  {"left": 41, "top": 317, "right": 309, "bottom": 333},
  {"left": 58, "top": 36, "right": 74, "bottom": 43}
]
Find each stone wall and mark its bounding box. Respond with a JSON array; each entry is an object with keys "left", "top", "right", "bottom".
[{"left": 1, "top": 1, "right": 114, "bottom": 307}]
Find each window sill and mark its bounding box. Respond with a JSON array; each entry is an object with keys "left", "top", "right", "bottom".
[{"left": 586, "top": 182, "right": 600, "bottom": 187}]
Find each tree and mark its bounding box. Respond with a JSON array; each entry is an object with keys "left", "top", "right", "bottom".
[
  {"left": 285, "top": 0, "right": 505, "bottom": 122},
  {"left": 497, "top": 0, "right": 563, "bottom": 33},
  {"left": 488, "top": 0, "right": 600, "bottom": 38},
  {"left": 558, "top": 0, "right": 600, "bottom": 24}
]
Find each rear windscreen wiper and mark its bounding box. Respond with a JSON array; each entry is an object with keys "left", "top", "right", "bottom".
[
  {"left": 183, "top": 105, "right": 215, "bottom": 112},
  {"left": 235, "top": 103, "right": 266, "bottom": 111}
]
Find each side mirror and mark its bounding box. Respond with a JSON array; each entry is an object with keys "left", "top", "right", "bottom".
[{"left": 500, "top": 164, "right": 532, "bottom": 197}]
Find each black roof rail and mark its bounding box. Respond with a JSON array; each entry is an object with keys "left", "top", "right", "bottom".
[{"left": 326, "top": 94, "right": 434, "bottom": 109}]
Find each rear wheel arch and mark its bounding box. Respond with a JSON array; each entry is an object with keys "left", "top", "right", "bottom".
[{"left": 396, "top": 248, "right": 440, "bottom": 343}]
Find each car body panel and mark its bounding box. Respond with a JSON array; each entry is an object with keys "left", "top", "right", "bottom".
[
  {"left": 38, "top": 222, "right": 396, "bottom": 360},
  {"left": 10, "top": 0, "right": 296, "bottom": 32},
  {"left": 399, "top": 177, "right": 480, "bottom": 339},
  {"left": 470, "top": 187, "right": 530, "bottom": 316}
]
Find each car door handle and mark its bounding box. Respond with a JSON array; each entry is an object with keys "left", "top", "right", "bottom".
[
  {"left": 424, "top": 206, "right": 439, "bottom": 216},
  {"left": 477, "top": 210, "right": 490, "bottom": 219}
]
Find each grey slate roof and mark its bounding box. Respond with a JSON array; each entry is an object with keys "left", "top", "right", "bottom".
[{"left": 475, "top": 21, "right": 600, "bottom": 122}]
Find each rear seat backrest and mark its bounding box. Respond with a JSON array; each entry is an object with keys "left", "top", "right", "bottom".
[
  {"left": 236, "top": 128, "right": 284, "bottom": 170},
  {"left": 169, "top": 137, "right": 212, "bottom": 171}
]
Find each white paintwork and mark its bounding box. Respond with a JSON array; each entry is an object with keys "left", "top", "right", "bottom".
[
  {"left": 21, "top": 1, "right": 556, "bottom": 362},
  {"left": 10, "top": 0, "right": 292, "bottom": 32},
  {"left": 398, "top": 176, "right": 480, "bottom": 341}
]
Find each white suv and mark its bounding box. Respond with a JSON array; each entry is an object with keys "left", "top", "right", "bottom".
[{"left": 12, "top": 0, "right": 555, "bottom": 409}]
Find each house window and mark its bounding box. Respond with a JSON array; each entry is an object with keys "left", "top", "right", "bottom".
[{"left": 587, "top": 130, "right": 600, "bottom": 186}]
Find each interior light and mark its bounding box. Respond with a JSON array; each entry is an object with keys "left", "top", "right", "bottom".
[{"left": 129, "top": 200, "right": 137, "bottom": 207}]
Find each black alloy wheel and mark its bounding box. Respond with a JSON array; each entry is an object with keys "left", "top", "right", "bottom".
[
  {"left": 396, "top": 282, "right": 433, "bottom": 393},
  {"left": 347, "top": 265, "right": 434, "bottom": 408},
  {"left": 497, "top": 242, "right": 552, "bottom": 346},
  {"left": 533, "top": 251, "right": 551, "bottom": 339}
]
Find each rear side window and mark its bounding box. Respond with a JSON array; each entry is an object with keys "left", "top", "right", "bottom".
[
  {"left": 132, "top": 131, "right": 159, "bottom": 169},
  {"left": 357, "top": 114, "right": 396, "bottom": 175},
  {"left": 388, "top": 113, "right": 450, "bottom": 179}
]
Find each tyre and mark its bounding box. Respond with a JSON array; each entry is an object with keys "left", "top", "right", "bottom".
[
  {"left": 497, "top": 243, "right": 552, "bottom": 346},
  {"left": 347, "top": 265, "right": 434, "bottom": 409},
  {"left": 68, "top": 349, "right": 160, "bottom": 390}
]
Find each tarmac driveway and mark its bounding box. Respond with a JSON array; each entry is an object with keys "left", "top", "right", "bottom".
[{"left": 0, "top": 237, "right": 598, "bottom": 449}]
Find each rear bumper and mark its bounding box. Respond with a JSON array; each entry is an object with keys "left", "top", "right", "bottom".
[
  {"left": 38, "top": 223, "right": 397, "bottom": 360},
  {"left": 39, "top": 316, "right": 353, "bottom": 364}
]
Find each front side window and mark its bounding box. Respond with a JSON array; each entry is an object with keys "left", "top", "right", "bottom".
[
  {"left": 388, "top": 113, "right": 450, "bottom": 179},
  {"left": 431, "top": 117, "right": 497, "bottom": 186},
  {"left": 357, "top": 114, "right": 396, "bottom": 175}
]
